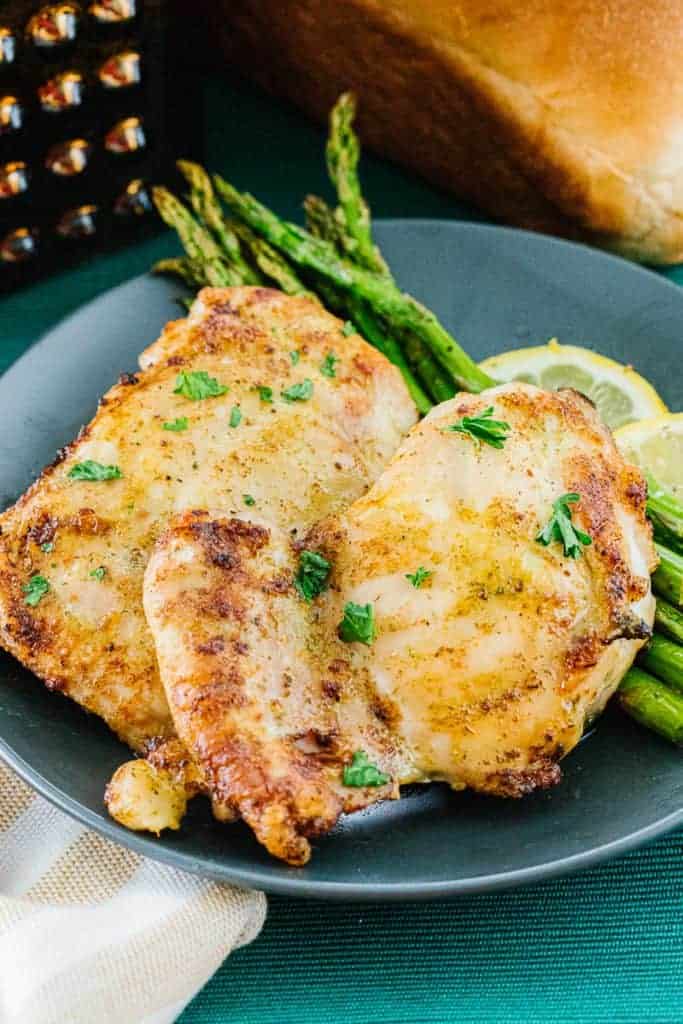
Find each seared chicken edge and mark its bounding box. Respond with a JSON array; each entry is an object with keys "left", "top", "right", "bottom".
[{"left": 143, "top": 383, "right": 656, "bottom": 864}]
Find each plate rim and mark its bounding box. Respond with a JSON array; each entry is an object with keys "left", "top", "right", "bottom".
[
  {"left": 2, "top": 732, "right": 681, "bottom": 900},
  {"left": 1, "top": 218, "right": 682, "bottom": 900}
]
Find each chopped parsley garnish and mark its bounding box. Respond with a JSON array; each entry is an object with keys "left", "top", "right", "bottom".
[
  {"left": 23, "top": 574, "right": 49, "bottom": 607},
  {"left": 289, "top": 350, "right": 300, "bottom": 365},
  {"left": 163, "top": 417, "right": 188, "bottom": 432},
  {"left": 294, "top": 550, "right": 331, "bottom": 603},
  {"left": 68, "top": 460, "right": 122, "bottom": 481},
  {"left": 229, "top": 406, "right": 242, "bottom": 428},
  {"left": 254, "top": 385, "right": 273, "bottom": 403},
  {"left": 320, "top": 352, "right": 339, "bottom": 378},
  {"left": 406, "top": 566, "right": 432, "bottom": 588},
  {"left": 343, "top": 751, "right": 390, "bottom": 787},
  {"left": 173, "top": 371, "right": 228, "bottom": 401},
  {"left": 444, "top": 406, "right": 511, "bottom": 449},
  {"left": 536, "top": 492, "right": 592, "bottom": 559},
  {"left": 40, "top": 542, "right": 54, "bottom": 554},
  {"left": 282, "top": 379, "right": 314, "bottom": 403},
  {"left": 89, "top": 566, "right": 106, "bottom": 581},
  {"left": 342, "top": 321, "right": 355, "bottom": 337},
  {"left": 243, "top": 494, "right": 256, "bottom": 507},
  {"left": 338, "top": 601, "right": 375, "bottom": 645}
]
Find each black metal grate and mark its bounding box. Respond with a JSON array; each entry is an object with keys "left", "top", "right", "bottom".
[{"left": 0, "top": 0, "right": 199, "bottom": 290}]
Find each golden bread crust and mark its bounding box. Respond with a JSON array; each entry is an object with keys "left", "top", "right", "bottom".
[{"left": 214, "top": 0, "right": 683, "bottom": 262}]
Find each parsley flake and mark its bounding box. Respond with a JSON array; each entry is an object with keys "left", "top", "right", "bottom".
[
  {"left": 282, "top": 379, "right": 314, "bottom": 403},
  {"left": 68, "top": 460, "right": 122, "bottom": 481},
  {"left": 444, "top": 406, "right": 511, "bottom": 449},
  {"left": 254, "top": 385, "right": 273, "bottom": 403},
  {"left": 229, "top": 405, "right": 242, "bottom": 428},
  {"left": 163, "top": 417, "right": 188, "bottom": 432},
  {"left": 173, "top": 371, "right": 228, "bottom": 401},
  {"left": 338, "top": 601, "right": 375, "bottom": 645},
  {"left": 406, "top": 566, "right": 432, "bottom": 588},
  {"left": 23, "top": 574, "right": 50, "bottom": 607},
  {"left": 90, "top": 566, "right": 106, "bottom": 581},
  {"left": 294, "top": 550, "right": 331, "bottom": 603},
  {"left": 40, "top": 542, "right": 54, "bottom": 554},
  {"left": 243, "top": 494, "right": 256, "bottom": 507},
  {"left": 320, "top": 352, "right": 339, "bottom": 379},
  {"left": 536, "top": 492, "right": 592, "bottom": 559},
  {"left": 289, "top": 350, "right": 300, "bottom": 365},
  {"left": 342, "top": 321, "right": 355, "bottom": 337},
  {"left": 343, "top": 751, "right": 390, "bottom": 787}
]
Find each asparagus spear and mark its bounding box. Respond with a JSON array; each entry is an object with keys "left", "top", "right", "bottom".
[
  {"left": 232, "top": 222, "right": 316, "bottom": 300},
  {"left": 153, "top": 187, "right": 244, "bottom": 289},
  {"left": 304, "top": 194, "right": 346, "bottom": 253},
  {"left": 214, "top": 177, "right": 494, "bottom": 393},
  {"left": 638, "top": 634, "right": 683, "bottom": 694},
  {"left": 326, "top": 93, "right": 388, "bottom": 274},
  {"left": 654, "top": 598, "right": 683, "bottom": 645},
  {"left": 344, "top": 299, "right": 432, "bottom": 413},
  {"left": 402, "top": 331, "right": 457, "bottom": 404},
  {"left": 176, "top": 160, "right": 261, "bottom": 286},
  {"left": 619, "top": 666, "right": 683, "bottom": 745},
  {"left": 152, "top": 257, "right": 204, "bottom": 289},
  {"left": 652, "top": 542, "right": 683, "bottom": 606},
  {"left": 647, "top": 473, "right": 683, "bottom": 553},
  {"left": 319, "top": 132, "right": 459, "bottom": 404}
]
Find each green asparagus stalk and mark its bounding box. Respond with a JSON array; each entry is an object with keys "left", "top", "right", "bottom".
[
  {"left": 402, "top": 331, "right": 457, "bottom": 404},
  {"left": 326, "top": 93, "right": 388, "bottom": 275},
  {"left": 232, "top": 222, "right": 316, "bottom": 300},
  {"left": 637, "top": 634, "right": 683, "bottom": 694},
  {"left": 176, "top": 160, "right": 261, "bottom": 286},
  {"left": 647, "top": 473, "right": 683, "bottom": 553},
  {"left": 305, "top": 195, "right": 444, "bottom": 405},
  {"left": 304, "top": 194, "right": 346, "bottom": 252},
  {"left": 152, "top": 257, "right": 204, "bottom": 289},
  {"left": 153, "top": 187, "right": 244, "bottom": 289},
  {"left": 214, "top": 176, "right": 494, "bottom": 393},
  {"left": 619, "top": 666, "right": 683, "bottom": 745},
  {"left": 654, "top": 598, "right": 683, "bottom": 645},
  {"left": 344, "top": 299, "right": 432, "bottom": 414},
  {"left": 652, "top": 542, "right": 683, "bottom": 606}
]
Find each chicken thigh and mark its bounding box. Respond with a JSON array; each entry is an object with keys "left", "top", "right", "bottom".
[
  {"left": 144, "top": 383, "right": 656, "bottom": 864},
  {"left": 0, "top": 287, "right": 417, "bottom": 753}
]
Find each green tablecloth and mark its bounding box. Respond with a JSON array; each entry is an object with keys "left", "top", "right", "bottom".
[{"left": 2, "top": 77, "right": 681, "bottom": 1024}]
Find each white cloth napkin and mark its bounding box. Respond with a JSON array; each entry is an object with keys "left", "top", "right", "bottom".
[{"left": 0, "top": 763, "right": 266, "bottom": 1024}]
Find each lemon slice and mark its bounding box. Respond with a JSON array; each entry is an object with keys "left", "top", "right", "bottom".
[
  {"left": 480, "top": 339, "right": 667, "bottom": 430},
  {"left": 614, "top": 415, "right": 683, "bottom": 499}
]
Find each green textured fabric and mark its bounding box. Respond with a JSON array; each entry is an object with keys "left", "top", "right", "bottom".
[{"left": 1, "top": 75, "right": 681, "bottom": 1024}]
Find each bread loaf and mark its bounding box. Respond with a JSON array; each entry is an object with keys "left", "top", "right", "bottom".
[{"left": 212, "top": 0, "right": 683, "bottom": 264}]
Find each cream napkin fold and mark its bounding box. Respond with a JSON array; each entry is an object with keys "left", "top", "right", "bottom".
[{"left": 0, "top": 763, "right": 266, "bottom": 1024}]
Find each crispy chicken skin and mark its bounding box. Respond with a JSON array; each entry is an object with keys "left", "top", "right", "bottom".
[
  {"left": 0, "top": 287, "right": 417, "bottom": 753},
  {"left": 144, "top": 383, "right": 656, "bottom": 865}
]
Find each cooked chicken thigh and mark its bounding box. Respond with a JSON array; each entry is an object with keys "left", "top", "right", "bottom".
[
  {"left": 144, "top": 383, "right": 656, "bottom": 864},
  {"left": 0, "top": 287, "right": 417, "bottom": 752}
]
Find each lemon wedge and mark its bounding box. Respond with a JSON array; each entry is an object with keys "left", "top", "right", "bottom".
[
  {"left": 614, "top": 414, "right": 683, "bottom": 498},
  {"left": 480, "top": 339, "right": 667, "bottom": 430}
]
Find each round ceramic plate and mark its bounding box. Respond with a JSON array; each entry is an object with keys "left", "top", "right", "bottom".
[{"left": 0, "top": 222, "right": 681, "bottom": 900}]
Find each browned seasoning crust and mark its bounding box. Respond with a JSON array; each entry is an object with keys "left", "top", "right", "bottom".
[{"left": 144, "top": 510, "right": 397, "bottom": 866}]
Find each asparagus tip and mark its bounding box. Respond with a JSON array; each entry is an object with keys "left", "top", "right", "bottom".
[{"left": 177, "top": 159, "right": 211, "bottom": 191}]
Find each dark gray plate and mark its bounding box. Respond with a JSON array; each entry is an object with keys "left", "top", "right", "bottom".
[{"left": 0, "top": 221, "right": 681, "bottom": 900}]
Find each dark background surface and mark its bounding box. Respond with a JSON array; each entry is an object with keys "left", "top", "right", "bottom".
[{"left": 0, "top": 73, "right": 681, "bottom": 1022}]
